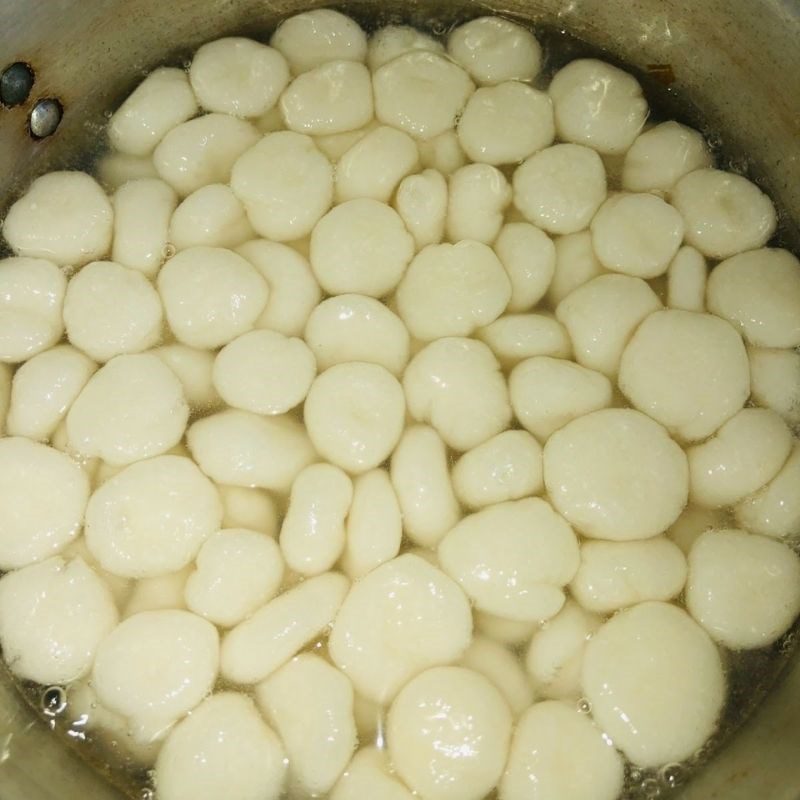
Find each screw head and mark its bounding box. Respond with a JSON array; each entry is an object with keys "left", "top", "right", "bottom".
[
  {"left": 29, "top": 97, "right": 63, "bottom": 139},
  {"left": 0, "top": 62, "right": 35, "bottom": 107}
]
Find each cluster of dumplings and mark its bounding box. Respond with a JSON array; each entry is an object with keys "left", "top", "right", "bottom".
[{"left": 1, "top": 8, "right": 800, "bottom": 800}]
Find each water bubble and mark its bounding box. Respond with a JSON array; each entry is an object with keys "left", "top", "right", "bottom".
[
  {"left": 576, "top": 697, "right": 592, "bottom": 714},
  {"left": 41, "top": 686, "right": 67, "bottom": 717},
  {"left": 779, "top": 633, "right": 796, "bottom": 655},
  {"left": 430, "top": 20, "right": 448, "bottom": 36},
  {"left": 641, "top": 777, "right": 661, "bottom": 798},
  {"left": 659, "top": 763, "right": 685, "bottom": 788},
  {"left": 162, "top": 242, "right": 176, "bottom": 260},
  {"left": 140, "top": 788, "right": 155, "bottom": 800},
  {"left": 629, "top": 767, "right": 643, "bottom": 783}
]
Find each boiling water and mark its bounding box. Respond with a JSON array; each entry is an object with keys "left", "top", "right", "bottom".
[{"left": 3, "top": 11, "right": 799, "bottom": 800}]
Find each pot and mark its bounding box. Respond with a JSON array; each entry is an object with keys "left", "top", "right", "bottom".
[{"left": 0, "top": 0, "right": 798, "bottom": 798}]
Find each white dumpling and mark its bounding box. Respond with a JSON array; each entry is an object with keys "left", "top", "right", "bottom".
[
  {"left": 112, "top": 178, "right": 177, "bottom": 277},
  {"left": 387, "top": 666, "right": 512, "bottom": 800},
  {"left": 0, "top": 257, "right": 66, "bottom": 363},
  {"left": 687, "top": 408, "right": 792, "bottom": 508},
  {"left": 748, "top": 347, "right": 800, "bottom": 426},
  {"left": 403, "top": 337, "right": 511, "bottom": 451},
  {"left": 525, "top": 600, "right": 601, "bottom": 700},
  {"left": 418, "top": 131, "right": 468, "bottom": 175},
  {"left": 189, "top": 37, "right": 289, "bottom": 118},
  {"left": 0, "top": 555, "right": 118, "bottom": 684},
  {"left": 509, "top": 356, "right": 613, "bottom": 441},
  {"left": 169, "top": 183, "right": 255, "bottom": 251},
  {"left": 460, "top": 635, "right": 534, "bottom": 716},
  {"left": 230, "top": 132, "right": 333, "bottom": 242},
  {"left": 93, "top": 609, "right": 219, "bottom": 742},
  {"left": 390, "top": 424, "right": 461, "bottom": 548},
  {"left": 570, "top": 537, "right": 688, "bottom": 613},
  {"left": 622, "top": 121, "right": 712, "bottom": 193},
  {"left": 493, "top": 223, "right": 556, "bottom": 312},
  {"left": 700, "top": 529, "right": 800, "bottom": 655},
  {"left": 213, "top": 329, "right": 316, "bottom": 415},
  {"left": 671, "top": 168, "right": 776, "bottom": 259},
  {"left": 237, "top": 239, "right": 321, "bottom": 337},
  {"left": 342, "top": 468, "right": 402, "bottom": 579},
  {"left": 735, "top": 443, "right": 800, "bottom": 539},
  {"left": 618, "top": 309, "right": 750, "bottom": 441},
  {"left": 304, "top": 362, "right": 404, "bottom": 474},
  {"left": 457, "top": 81, "right": 554, "bottom": 165},
  {"left": 270, "top": 9, "right": 367, "bottom": 74},
  {"left": 155, "top": 692, "right": 286, "bottom": 800},
  {"left": 500, "top": 700, "right": 624, "bottom": 800},
  {"left": 452, "top": 429, "right": 543, "bottom": 509},
  {"left": 396, "top": 241, "right": 510, "bottom": 340},
  {"left": 188, "top": 408, "right": 316, "bottom": 492},
  {"left": 513, "top": 144, "right": 607, "bottom": 235},
  {"left": 373, "top": 52, "right": 474, "bottom": 139},
  {"left": 367, "top": 24, "right": 444, "bottom": 71},
  {"left": 447, "top": 17, "right": 541, "bottom": 85},
  {"left": 667, "top": 245, "right": 707, "bottom": 312},
  {"left": 256, "top": 654, "right": 357, "bottom": 795},
  {"left": 331, "top": 747, "right": 415, "bottom": 800},
  {"left": 64, "top": 260, "right": 163, "bottom": 362},
  {"left": 6, "top": 345, "right": 96, "bottom": 441},
  {"left": 555, "top": 273, "right": 662, "bottom": 378},
  {"left": 439, "top": 497, "right": 580, "bottom": 622},
  {"left": 687, "top": 529, "right": 800, "bottom": 650},
  {"left": 707, "top": 248, "right": 800, "bottom": 349},
  {"left": 123, "top": 567, "right": 190, "bottom": 618},
  {"left": 0, "top": 437, "right": 90, "bottom": 569},
  {"left": 279, "top": 463, "right": 352, "bottom": 576},
  {"left": 281, "top": 61, "right": 373, "bottom": 135},
  {"left": 98, "top": 153, "right": 160, "bottom": 190},
  {"left": 158, "top": 246, "right": 268, "bottom": 349},
  {"left": 446, "top": 163, "right": 511, "bottom": 244},
  {"left": 475, "top": 611, "right": 539, "bottom": 646},
  {"left": 221, "top": 571, "right": 349, "bottom": 684},
  {"left": 477, "top": 314, "right": 572, "bottom": 367},
  {"left": 310, "top": 198, "right": 414, "bottom": 297},
  {"left": 3, "top": 172, "right": 113, "bottom": 267},
  {"left": 582, "top": 601, "right": 725, "bottom": 767},
  {"left": 590, "top": 192, "right": 684, "bottom": 279},
  {"left": 185, "top": 529, "right": 284, "bottom": 627},
  {"left": 547, "top": 230, "right": 605, "bottom": 306},
  {"left": 329, "top": 554, "right": 472, "bottom": 703},
  {"left": 108, "top": 67, "right": 198, "bottom": 156},
  {"left": 153, "top": 343, "right": 221, "bottom": 412},
  {"left": 336, "top": 125, "right": 419, "bottom": 203},
  {"left": 304, "top": 294, "right": 410, "bottom": 376},
  {"left": 85, "top": 455, "right": 222, "bottom": 578},
  {"left": 154, "top": 114, "right": 260, "bottom": 197},
  {"left": 666, "top": 505, "right": 727, "bottom": 556},
  {"left": 66, "top": 353, "right": 189, "bottom": 465},
  {"left": 548, "top": 59, "right": 647, "bottom": 154},
  {"left": 219, "top": 485, "right": 278, "bottom": 537},
  {"left": 543, "top": 408, "right": 689, "bottom": 541}
]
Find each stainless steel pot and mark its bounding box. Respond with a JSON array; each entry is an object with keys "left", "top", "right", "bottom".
[{"left": 0, "top": 0, "right": 798, "bottom": 798}]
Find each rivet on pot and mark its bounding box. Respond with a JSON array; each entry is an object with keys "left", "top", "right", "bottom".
[
  {"left": 29, "top": 97, "right": 63, "bottom": 139},
  {"left": 0, "top": 62, "right": 35, "bottom": 107}
]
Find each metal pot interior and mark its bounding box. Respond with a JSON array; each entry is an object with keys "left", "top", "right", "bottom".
[{"left": 0, "top": 0, "right": 798, "bottom": 798}]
